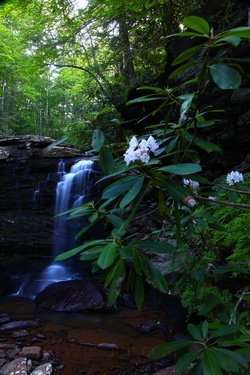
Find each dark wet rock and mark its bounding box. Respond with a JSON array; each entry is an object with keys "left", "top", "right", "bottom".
[
  {"left": 11, "top": 330, "right": 29, "bottom": 339},
  {"left": 136, "top": 319, "right": 161, "bottom": 333},
  {"left": 96, "top": 342, "right": 120, "bottom": 350},
  {"left": 0, "top": 321, "right": 40, "bottom": 332},
  {"left": 20, "top": 346, "right": 42, "bottom": 361},
  {"left": 34, "top": 279, "right": 111, "bottom": 312},
  {"left": 0, "top": 315, "right": 10, "bottom": 325}
]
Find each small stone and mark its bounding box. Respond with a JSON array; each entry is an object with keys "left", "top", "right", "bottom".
[
  {"left": 30, "top": 363, "right": 53, "bottom": 375},
  {"left": 1, "top": 357, "right": 27, "bottom": 375},
  {"left": 11, "top": 330, "right": 29, "bottom": 339},
  {"left": 20, "top": 346, "right": 42, "bottom": 360}
]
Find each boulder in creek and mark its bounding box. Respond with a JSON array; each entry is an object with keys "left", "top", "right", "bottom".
[{"left": 34, "top": 279, "right": 114, "bottom": 312}]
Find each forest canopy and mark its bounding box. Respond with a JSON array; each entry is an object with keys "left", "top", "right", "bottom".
[{"left": 0, "top": 0, "right": 247, "bottom": 145}]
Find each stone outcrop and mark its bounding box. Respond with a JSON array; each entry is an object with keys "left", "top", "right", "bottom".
[
  {"left": 0, "top": 135, "right": 98, "bottom": 255},
  {"left": 34, "top": 279, "right": 112, "bottom": 312}
]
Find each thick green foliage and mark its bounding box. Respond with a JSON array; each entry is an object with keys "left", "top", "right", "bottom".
[{"left": 55, "top": 16, "right": 250, "bottom": 373}]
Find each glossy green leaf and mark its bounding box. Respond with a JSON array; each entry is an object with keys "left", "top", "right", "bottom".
[
  {"left": 105, "top": 258, "right": 126, "bottom": 287},
  {"left": 202, "top": 320, "right": 208, "bottom": 339},
  {"left": 176, "top": 350, "right": 201, "bottom": 373},
  {"left": 209, "top": 325, "right": 240, "bottom": 340},
  {"left": 165, "top": 137, "right": 178, "bottom": 154},
  {"left": 210, "top": 64, "right": 241, "bottom": 90},
  {"left": 203, "top": 348, "right": 223, "bottom": 375},
  {"left": 79, "top": 246, "right": 103, "bottom": 260},
  {"left": 106, "top": 214, "right": 124, "bottom": 228},
  {"left": 181, "top": 131, "right": 222, "bottom": 153},
  {"left": 221, "top": 26, "right": 250, "bottom": 39},
  {"left": 172, "top": 45, "right": 203, "bottom": 66},
  {"left": 161, "top": 179, "right": 191, "bottom": 203},
  {"left": 169, "top": 61, "right": 197, "bottom": 79},
  {"left": 55, "top": 240, "right": 109, "bottom": 260},
  {"left": 99, "top": 145, "right": 114, "bottom": 175},
  {"left": 214, "top": 35, "right": 241, "bottom": 47},
  {"left": 97, "top": 241, "right": 117, "bottom": 269},
  {"left": 183, "top": 16, "right": 210, "bottom": 35},
  {"left": 213, "top": 348, "right": 248, "bottom": 370},
  {"left": 119, "top": 176, "right": 144, "bottom": 208},
  {"left": 107, "top": 260, "right": 126, "bottom": 306},
  {"left": 102, "top": 175, "right": 138, "bottom": 200},
  {"left": 180, "top": 93, "right": 195, "bottom": 115},
  {"left": 119, "top": 246, "right": 135, "bottom": 259},
  {"left": 187, "top": 323, "right": 203, "bottom": 341},
  {"left": 159, "top": 163, "right": 202, "bottom": 175},
  {"left": 92, "top": 129, "right": 105, "bottom": 151},
  {"left": 148, "top": 340, "right": 193, "bottom": 359}
]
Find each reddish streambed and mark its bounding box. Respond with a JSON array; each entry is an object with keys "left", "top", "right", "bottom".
[{"left": 0, "top": 296, "right": 175, "bottom": 374}]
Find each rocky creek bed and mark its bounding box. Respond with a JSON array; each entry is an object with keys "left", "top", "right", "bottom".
[{"left": 0, "top": 293, "right": 187, "bottom": 375}]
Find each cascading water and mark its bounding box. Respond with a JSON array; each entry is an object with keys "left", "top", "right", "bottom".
[
  {"left": 14, "top": 159, "right": 96, "bottom": 298},
  {"left": 53, "top": 159, "right": 94, "bottom": 256}
]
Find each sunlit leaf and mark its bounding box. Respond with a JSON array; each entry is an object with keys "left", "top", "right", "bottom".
[
  {"left": 210, "top": 64, "right": 241, "bottom": 90},
  {"left": 183, "top": 16, "right": 210, "bottom": 35},
  {"left": 92, "top": 129, "right": 105, "bottom": 151}
]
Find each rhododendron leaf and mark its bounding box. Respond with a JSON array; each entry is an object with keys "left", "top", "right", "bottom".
[
  {"left": 97, "top": 242, "right": 117, "bottom": 269},
  {"left": 119, "top": 176, "right": 144, "bottom": 208},
  {"left": 176, "top": 350, "right": 201, "bottom": 373},
  {"left": 102, "top": 175, "right": 138, "bottom": 200},
  {"left": 92, "top": 129, "right": 105, "bottom": 151},
  {"left": 210, "top": 64, "right": 241, "bottom": 89},
  {"left": 172, "top": 45, "right": 203, "bottom": 66},
  {"left": 214, "top": 36, "right": 241, "bottom": 47},
  {"left": 159, "top": 163, "right": 201, "bottom": 175},
  {"left": 148, "top": 340, "right": 193, "bottom": 359},
  {"left": 169, "top": 62, "right": 197, "bottom": 79},
  {"left": 99, "top": 144, "right": 114, "bottom": 175},
  {"left": 183, "top": 16, "right": 210, "bottom": 35},
  {"left": 145, "top": 259, "right": 168, "bottom": 293},
  {"left": 203, "top": 348, "right": 223, "bottom": 375},
  {"left": 220, "top": 27, "right": 250, "bottom": 39},
  {"left": 181, "top": 131, "right": 223, "bottom": 153}
]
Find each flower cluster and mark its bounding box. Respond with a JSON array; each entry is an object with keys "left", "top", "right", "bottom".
[
  {"left": 226, "top": 171, "right": 244, "bottom": 186},
  {"left": 183, "top": 179, "right": 200, "bottom": 194},
  {"left": 124, "top": 135, "right": 159, "bottom": 166}
]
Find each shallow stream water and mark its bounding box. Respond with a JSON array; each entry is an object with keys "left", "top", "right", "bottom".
[{"left": 0, "top": 295, "right": 172, "bottom": 374}]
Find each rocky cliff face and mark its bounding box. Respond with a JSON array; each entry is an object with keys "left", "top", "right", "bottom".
[{"left": 0, "top": 135, "right": 98, "bottom": 255}]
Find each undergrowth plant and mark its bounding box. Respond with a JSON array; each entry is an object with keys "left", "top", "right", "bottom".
[{"left": 56, "top": 16, "right": 250, "bottom": 373}]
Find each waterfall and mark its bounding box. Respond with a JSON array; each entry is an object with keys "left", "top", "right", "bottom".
[
  {"left": 53, "top": 159, "right": 94, "bottom": 256},
  {"left": 13, "top": 159, "right": 96, "bottom": 298}
]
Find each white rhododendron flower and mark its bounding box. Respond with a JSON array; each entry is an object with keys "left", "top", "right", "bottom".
[
  {"left": 183, "top": 179, "right": 200, "bottom": 194},
  {"left": 226, "top": 171, "right": 244, "bottom": 186},
  {"left": 124, "top": 135, "right": 159, "bottom": 165}
]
